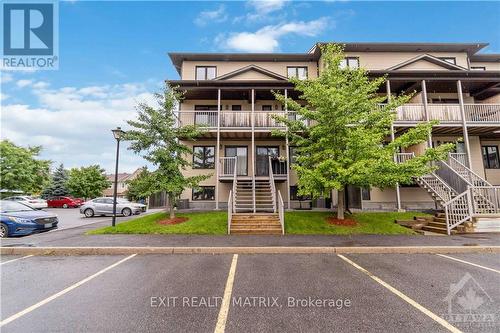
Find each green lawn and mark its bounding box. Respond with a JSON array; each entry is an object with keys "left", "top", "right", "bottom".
[
  {"left": 87, "top": 210, "right": 429, "bottom": 235},
  {"left": 285, "top": 211, "right": 430, "bottom": 235},
  {"left": 86, "top": 211, "right": 228, "bottom": 235}
]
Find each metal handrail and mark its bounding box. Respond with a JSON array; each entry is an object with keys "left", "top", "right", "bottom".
[
  {"left": 396, "top": 152, "right": 415, "bottom": 163},
  {"left": 277, "top": 190, "right": 285, "bottom": 234},
  {"left": 268, "top": 156, "right": 277, "bottom": 213},
  {"left": 227, "top": 190, "right": 232, "bottom": 235},
  {"left": 232, "top": 157, "right": 237, "bottom": 213},
  {"left": 448, "top": 153, "right": 492, "bottom": 187},
  {"left": 443, "top": 191, "right": 473, "bottom": 235}
]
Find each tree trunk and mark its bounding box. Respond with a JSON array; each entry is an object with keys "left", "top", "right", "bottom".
[
  {"left": 337, "top": 187, "right": 345, "bottom": 220},
  {"left": 168, "top": 194, "right": 175, "bottom": 219}
]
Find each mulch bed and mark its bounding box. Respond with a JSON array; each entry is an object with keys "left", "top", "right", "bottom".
[
  {"left": 326, "top": 216, "right": 358, "bottom": 227},
  {"left": 157, "top": 217, "right": 189, "bottom": 225}
]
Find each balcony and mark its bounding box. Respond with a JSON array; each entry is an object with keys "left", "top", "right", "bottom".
[
  {"left": 176, "top": 111, "right": 295, "bottom": 130},
  {"left": 388, "top": 104, "right": 500, "bottom": 125},
  {"left": 176, "top": 104, "right": 500, "bottom": 131}
]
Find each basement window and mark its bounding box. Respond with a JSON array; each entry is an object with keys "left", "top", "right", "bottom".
[
  {"left": 482, "top": 145, "right": 500, "bottom": 169},
  {"left": 192, "top": 186, "right": 215, "bottom": 201}
]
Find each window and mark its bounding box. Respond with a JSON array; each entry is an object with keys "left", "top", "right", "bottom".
[
  {"left": 482, "top": 146, "right": 500, "bottom": 169},
  {"left": 231, "top": 105, "right": 241, "bottom": 111},
  {"left": 262, "top": 105, "right": 272, "bottom": 111},
  {"left": 195, "top": 66, "right": 217, "bottom": 80},
  {"left": 290, "top": 186, "right": 311, "bottom": 201},
  {"left": 287, "top": 66, "right": 308, "bottom": 79},
  {"left": 471, "top": 66, "right": 486, "bottom": 71},
  {"left": 192, "top": 186, "right": 215, "bottom": 200},
  {"left": 193, "top": 146, "right": 215, "bottom": 169},
  {"left": 439, "top": 57, "right": 456, "bottom": 65},
  {"left": 339, "top": 57, "right": 359, "bottom": 69},
  {"left": 361, "top": 187, "right": 371, "bottom": 201}
]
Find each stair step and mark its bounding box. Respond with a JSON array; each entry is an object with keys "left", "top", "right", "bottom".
[{"left": 421, "top": 225, "right": 449, "bottom": 234}]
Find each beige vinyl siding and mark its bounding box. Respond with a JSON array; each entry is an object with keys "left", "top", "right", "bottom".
[
  {"left": 181, "top": 61, "right": 317, "bottom": 80},
  {"left": 469, "top": 62, "right": 500, "bottom": 71}
]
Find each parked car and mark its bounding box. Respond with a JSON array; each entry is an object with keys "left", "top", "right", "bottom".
[
  {"left": 3, "top": 196, "right": 47, "bottom": 209},
  {"left": 117, "top": 198, "right": 147, "bottom": 212},
  {"left": 0, "top": 200, "right": 58, "bottom": 238},
  {"left": 79, "top": 197, "right": 145, "bottom": 218},
  {"left": 47, "top": 196, "right": 83, "bottom": 208}
]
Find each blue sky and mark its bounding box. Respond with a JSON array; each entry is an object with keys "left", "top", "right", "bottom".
[{"left": 1, "top": 0, "right": 500, "bottom": 173}]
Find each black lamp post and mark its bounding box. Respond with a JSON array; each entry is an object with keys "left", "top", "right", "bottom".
[{"left": 111, "top": 127, "right": 125, "bottom": 227}]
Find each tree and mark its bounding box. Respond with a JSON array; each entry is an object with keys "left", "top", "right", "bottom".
[
  {"left": 66, "top": 165, "right": 111, "bottom": 199},
  {"left": 41, "top": 164, "right": 69, "bottom": 198},
  {"left": 125, "top": 168, "right": 150, "bottom": 202},
  {"left": 0, "top": 140, "right": 51, "bottom": 195},
  {"left": 274, "top": 44, "right": 453, "bottom": 219},
  {"left": 125, "top": 83, "right": 210, "bottom": 219}
]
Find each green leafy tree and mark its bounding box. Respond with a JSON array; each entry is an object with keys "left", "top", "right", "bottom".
[
  {"left": 0, "top": 140, "right": 51, "bottom": 195},
  {"left": 125, "top": 168, "right": 150, "bottom": 202},
  {"left": 42, "top": 163, "right": 69, "bottom": 198},
  {"left": 66, "top": 165, "right": 111, "bottom": 200},
  {"left": 125, "top": 83, "right": 210, "bottom": 219},
  {"left": 274, "top": 44, "right": 453, "bottom": 219}
]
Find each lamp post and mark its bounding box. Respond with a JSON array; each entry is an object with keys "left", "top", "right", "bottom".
[{"left": 111, "top": 127, "right": 125, "bottom": 227}]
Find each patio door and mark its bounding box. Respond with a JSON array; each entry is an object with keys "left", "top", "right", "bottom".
[
  {"left": 256, "top": 146, "right": 279, "bottom": 176},
  {"left": 225, "top": 146, "right": 247, "bottom": 176}
]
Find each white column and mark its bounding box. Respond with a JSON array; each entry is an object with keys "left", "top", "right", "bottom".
[
  {"left": 284, "top": 89, "right": 291, "bottom": 210},
  {"left": 251, "top": 89, "right": 256, "bottom": 213},
  {"left": 215, "top": 89, "right": 221, "bottom": 210},
  {"left": 421, "top": 80, "right": 432, "bottom": 147},
  {"left": 457, "top": 80, "right": 473, "bottom": 168},
  {"left": 387, "top": 80, "right": 402, "bottom": 211}
]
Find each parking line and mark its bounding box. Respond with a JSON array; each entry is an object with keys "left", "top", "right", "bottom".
[
  {"left": 0, "top": 254, "right": 137, "bottom": 327},
  {"left": 0, "top": 255, "right": 34, "bottom": 266},
  {"left": 436, "top": 254, "right": 500, "bottom": 274},
  {"left": 337, "top": 254, "right": 462, "bottom": 333},
  {"left": 214, "top": 254, "right": 238, "bottom": 333}
]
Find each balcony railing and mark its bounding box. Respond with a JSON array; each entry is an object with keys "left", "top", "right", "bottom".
[
  {"left": 385, "top": 104, "right": 500, "bottom": 123},
  {"left": 176, "top": 104, "right": 500, "bottom": 129}
]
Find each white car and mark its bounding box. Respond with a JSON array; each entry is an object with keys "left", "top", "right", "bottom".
[{"left": 4, "top": 196, "right": 48, "bottom": 209}]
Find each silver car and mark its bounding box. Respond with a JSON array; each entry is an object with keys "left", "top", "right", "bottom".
[{"left": 79, "top": 197, "right": 145, "bottom": 218}]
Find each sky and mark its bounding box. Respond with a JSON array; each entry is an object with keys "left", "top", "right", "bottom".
[{"left": 1, "top": 0, "right": 500, "bottom": 173}]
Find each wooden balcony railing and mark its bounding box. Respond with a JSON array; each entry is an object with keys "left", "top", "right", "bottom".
[
  {"left": 383, "top": 103, "right": 500, "bottom": 123},
  {"left": 176, "top": 104, "right": 500, "bottom": 129}
]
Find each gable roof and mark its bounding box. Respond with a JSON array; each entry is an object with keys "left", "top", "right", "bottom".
[
  {"left": 386, "top": 54, "right": 468, "bottom": 71},
  {"left": 214, "top": 65, "right": 288, "bottom": 81}
]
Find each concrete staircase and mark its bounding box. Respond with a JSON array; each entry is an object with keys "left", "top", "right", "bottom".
[{"left": 230, "top": 213, "right": 282, "bottom": 235}]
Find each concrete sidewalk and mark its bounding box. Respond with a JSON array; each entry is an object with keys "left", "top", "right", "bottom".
[{"left": 1, "top": 216, "right": 500, "bottom": 249}]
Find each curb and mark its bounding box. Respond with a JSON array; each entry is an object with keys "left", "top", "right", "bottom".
[{"left": 1, "top": 246, "right": 500, "bottom": 255}]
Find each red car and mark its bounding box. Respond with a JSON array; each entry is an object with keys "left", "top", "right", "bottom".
[{"left": 47, "top": 196, "right": 83, "bottom": 208}]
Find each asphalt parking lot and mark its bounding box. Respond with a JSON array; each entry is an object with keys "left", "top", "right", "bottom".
[{"left": 1, "top": 253, "right": 499, "bottom": 332}]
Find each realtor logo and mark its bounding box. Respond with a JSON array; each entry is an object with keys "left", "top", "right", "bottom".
[
  {"left": 443, "top": 273, "right": 497, "bottom": 329},
  {"left": 1, "top": 0, "right": 58, "bottom": 70}
]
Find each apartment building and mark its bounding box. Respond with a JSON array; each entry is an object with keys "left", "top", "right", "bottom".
[{"left": 167, "top": 42, "right": 500, "bottom": 234}]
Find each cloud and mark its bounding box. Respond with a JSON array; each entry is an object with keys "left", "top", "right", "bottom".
[
  {"left": 247, "top": 0, "right": 288, "bottom": 14},
  {"left": 16, "top": 79, "right": 33, "bottom": 88},
  {"left": 218, "top": 17, "right": 330, "bottom": 52},
  {"left": 194, "top": 4, "right": 228, "bottom": 27},
  {"left": 1, "top": 73, "right": 14, "bottom": 84},
  {"left": 1, "top": 82, "right": 156, "bottom": 172}
]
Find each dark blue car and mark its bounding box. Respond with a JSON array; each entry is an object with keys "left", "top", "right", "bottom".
[{"left": 0, "top": 200, "right": 58, "bottom": 238}]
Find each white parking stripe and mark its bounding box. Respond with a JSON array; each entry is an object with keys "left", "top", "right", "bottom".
[
  {"left": 338, "top": 254, "right": 462, "bottom": 333},
  {"left": 436, "top": 254, "right": 500, "bottom": 274},
  {"left": 0, "top": 254, "right": 137, "bottom": 327},
  {"left": 0, "top": 255, "right": 34, "bottom": 265},
  {"left": 214, "top": 254, "right": 238, "bottom": 333}
]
